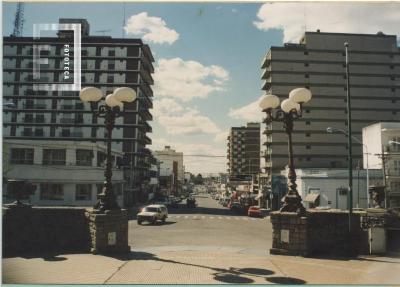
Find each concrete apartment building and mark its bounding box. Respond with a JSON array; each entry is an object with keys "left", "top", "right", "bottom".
[
  {"left": 363, "top": 122, "right": 400, "bottom": 208},
  {"left": 153, "top": 146, "right": 184, "bottom": 196},
  {"left": 261, "top": 31, "right": 400, "bottom": 176},
  {"left": 3, "top": 18, "right": 154, "bottom": 207},
  {"left": 227, "top": 123, "right": 261, "bottom": 181}
]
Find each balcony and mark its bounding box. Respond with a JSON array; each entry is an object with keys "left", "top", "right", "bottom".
[
  {"left": 139, "top": 121, "right": 152, "bottom": 133},
  {"left": 22, "top": 131, "right": 33, "bottom": 137},
  {"left": 261, "top": 51, "right": 271, "bottom": 68},
  {"left": 23, "top": 103, "right": 47, "bottom": 109},
  {"left": 261, "top": 68, "right": 271, "bottom": 80},
  {"left": 139, "top": 109, "right": 153, "bottom": 121},
  {"left": 60, "top": 118, "right": 75, "bottom": 124},
  {"left": 71, "top": 132, "right": 83, "bottom": 137}
]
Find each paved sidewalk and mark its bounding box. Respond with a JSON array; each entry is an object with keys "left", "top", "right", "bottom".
[{"left": 3, "top": 247, "right": 400, "bottom": 285}]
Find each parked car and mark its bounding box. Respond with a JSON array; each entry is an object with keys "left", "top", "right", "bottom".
[
  {"left": 137, "top": 204, "right": 168, "bottom": 225},
  {"left": 186, "top": 197, "right": 197, "bottom": 208},
  {"left": 229, "top": 201, "right": 241, "bottom": 213},
  {"left": 248, "top": 206, "right": 262, "bottom": 217}
]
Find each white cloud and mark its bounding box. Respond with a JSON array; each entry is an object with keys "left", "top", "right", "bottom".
[
  {"left": 214, "top": 131, "right": 229, "bottom": 143},
  {"left": 153, "top": 98, "right": 221, "bottom": 136},
  {"left": 152, "top": 98, "right": 184, "bottom": 118},
  {"left": 228, "top": 96, "right": 264, "bottom": 122},
  {"left": 151, "top": 138, "right": 227, "bottom": 174},
  {"left": 158, "top": 108, "right": 221, "bottom": 135},
  {"left": 124, "top": 12, "right": 179, "bottom": 44},
  {"left": 254, "top": 3, "right": 400, "bottom": 43},
  {"left": 153, "top": 58, "right": 229, "bottom": 102}
]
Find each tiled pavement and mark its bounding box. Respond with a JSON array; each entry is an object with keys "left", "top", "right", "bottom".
[{"left": 3, "top": 249, "right": 400, "bottom": 285}]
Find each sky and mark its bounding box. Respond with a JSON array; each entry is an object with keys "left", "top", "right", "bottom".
[{"left": 3, "top": 2, "right": 400, "bottom": 174}]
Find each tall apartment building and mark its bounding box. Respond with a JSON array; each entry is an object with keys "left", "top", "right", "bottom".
[
  {"left": 261, "top": 31, "right": 399, "bottom": 176},
  {"left": 3, "top": 19, "right": 154, "bottom": 207},
  {"left": 227, "top": 123, "right": 261, "bottom": 181}
]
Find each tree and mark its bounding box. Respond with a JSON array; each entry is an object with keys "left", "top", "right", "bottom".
[{"left": 193, "top": 173, "right": 204, "bottom": 185}]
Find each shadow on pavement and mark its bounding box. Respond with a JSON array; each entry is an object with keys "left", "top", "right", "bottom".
[
  {"left": 107, "top": 250, "right": 306, "bottom": 284},
  {"left": 266, "top": 276, "right": 306, "bottom": 284},
  {"left": 137, "top": 221, "right": 177, "bottom": 226},
  {"left": 214, "top": 274, "right": 254, "bottom": 284}
]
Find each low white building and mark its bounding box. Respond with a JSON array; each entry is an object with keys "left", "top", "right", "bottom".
[
  {"left": 3, "top": 140, "right": 125, "bottom": 207},
  {"left": 154, "top": 146, "right": 184, "bottom": 195},
  {"left": 363, "top": 122, "right": 400, "bottom": 208},
  {"left": 281, "top": 168, "right": 383, "bottom": 209}
]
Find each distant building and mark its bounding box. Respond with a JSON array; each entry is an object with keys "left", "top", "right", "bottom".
[
  {"left": 3, "top": 18, "right": 154, "bottom": 207},
  {"left": 261, "top": 31, "right": 399, "bottom": 187},
  {"left": 363, "top": 122, "right": 400, "bottom": 208},
  {"left": 154, "top": 146, "right": 184, "bottom": 196},
  {"left": 227, "top": 122, "right": 261, "bottom": 181},
  {"left": 281, "top": 167, "right": 383, "bottom": 210}
]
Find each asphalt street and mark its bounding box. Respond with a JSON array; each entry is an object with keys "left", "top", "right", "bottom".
[{"left": 129, "top": 194, "right": 272, "bottom": 254}]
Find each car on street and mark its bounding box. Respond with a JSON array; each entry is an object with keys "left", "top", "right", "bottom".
[
  {"left": 137, "top": 204, "right": 168, "bottom": 225},
  {"left": 248, "top": 206, "right": 262, "bottom": 217}
]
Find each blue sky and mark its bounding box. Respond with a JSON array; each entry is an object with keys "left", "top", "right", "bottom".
[{"left": 3, "top": 2, "right": 400, "bottom": 174}]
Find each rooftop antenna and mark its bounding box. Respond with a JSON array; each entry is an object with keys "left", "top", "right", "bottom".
[
  {"left": 122, "top": 2, "right": 126, "bottom": 38},
  {"left": 12, "top": 2, "right": 25, "bottom": 37}
]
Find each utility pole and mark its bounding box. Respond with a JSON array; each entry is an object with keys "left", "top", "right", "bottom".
[{"left": 345, "top": 42, "right": 353, "bottom": 234}]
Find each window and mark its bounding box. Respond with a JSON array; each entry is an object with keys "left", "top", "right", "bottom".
[
  {"left": 306, "top": 133, "right": 310, "bottom": 137},
  {"left": 108, "top": 63, "right": 115, "bottom": 70},
  {"left": 43, "top": 149, "right": 66, "bottom": 165},
  {"left": 306, "top": 145, "right": 311, "bottom": 150},
  {"left": 305, "top": 74, "right": 309, "bottom": 78},
  {"left": 76, "top": 149, "right": 93, "bottom": 166},
  {"left": 306, "top": 121, "right": 311, "bottom": 125},
  {"left": 304, "top": 63, "right": 309, "bottom": 67},
  {"left": 34, "top": 128, "right": 44, "bottom": 137},
  {"left": 40, "top": 183, "right": 64, "bottom": 200},
  {"left": 36, "top": 114, "right": 45, "bottom": 123},
  {"left": 96, "top": 184, "right": 103, "bottom": 199},
  {"left": 75, "top": 184, "right": 92, "bottom": 200},
  {"left": 107, "top": 75, "right": 114, "bottom": 83},
  {"left": 108, "top": 50, "right": 115, "bottom": 57},
  {"left": 113, "top": 183, "right": 122, "bottom": 196},
  {"left": 10, "top": 148, "right": 34, "bottom": 164},
  {"left": 97, "top": 151, "right": 106, "bottom": 166}
]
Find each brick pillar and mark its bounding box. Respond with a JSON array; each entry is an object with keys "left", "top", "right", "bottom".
[
  {"left": 86, "top": 209, "right": 130, "bottom": 254},
  {"left": 270, "top": 211, "right": 308, "bottom": 256}
]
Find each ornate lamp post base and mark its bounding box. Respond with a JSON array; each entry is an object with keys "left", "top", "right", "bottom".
[{"left": 280, "top": 195, "right": 306, "bottom": 214}]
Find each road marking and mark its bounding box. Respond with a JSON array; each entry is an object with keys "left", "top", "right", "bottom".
[
  {"left": 176, "top": 215, "right": 180, "bottom": 219},
  {"left": 251, "top": 218, "right": 256, "bottom": 221},
  {"left": 193, "top": 216, "right": 198, "bottom": 219},
  {"left": 210, "top": 216, "right": 214, "bottom": 219},
  {"left": 201, "top": 216, "right": 205, "bottom": 219},
  {"left": 226, "top": 217, "right": 231, "bottom": 220},
  {"left": 218, "top": 216, "right": 223, "bottom": 220},
  {"left": 242, "top": 218, "right": 248, "bottom": 220},
  {"left": 184, "top": 216, "right": 189, "bottom": 219},
  {"left": 235, "top": 217, "right": 240, "bottom": 220}
]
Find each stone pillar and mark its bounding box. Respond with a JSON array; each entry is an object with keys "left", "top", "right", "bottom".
[
  {"left": 270, "top": 211, "right": 308, "bottom": 256},
  {"left": 86, "top": 209, "right": 130, "bottom": 254}
]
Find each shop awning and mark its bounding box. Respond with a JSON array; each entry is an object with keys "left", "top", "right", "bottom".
[{"left": 303, "top": 193, "right": 320, "bottom": 203}]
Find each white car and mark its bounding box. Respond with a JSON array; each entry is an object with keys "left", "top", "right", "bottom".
[{"left": 137, "top": 204, "right": 168, "bottom": 225}]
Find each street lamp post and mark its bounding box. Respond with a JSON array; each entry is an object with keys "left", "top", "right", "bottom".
[
  {"left": 326, "top": 127, "right": 370, "bottom": 208},
  {"left": 259, "top": 88, "right": 312, "bottom": 214},
  {"left": 80, "top": 87, "right": 137, "bottom": 212}
]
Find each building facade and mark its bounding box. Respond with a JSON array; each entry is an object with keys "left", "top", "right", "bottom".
[
  {"left": 3, "top": 140, "right": 124, "bottom": 206},
  {"left": 227, "top": 122, "right": 261, "bottom": 181},
  {"left": 153, "top": 146, "right": 184, "bottom": 196},
  {"left": 3, "top": 18, "right": 154, "bottom": 207},
  {"left": 261, "top": 31, "right": 399, "bottom": 176},
  {"left": 363, "top": 122, "right": 400, "bottom": 208}
]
